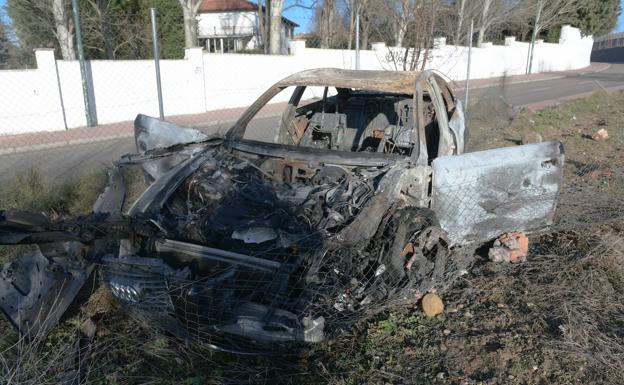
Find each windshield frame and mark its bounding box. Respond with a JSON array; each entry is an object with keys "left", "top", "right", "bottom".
[{"left": 225, "top": 83, "right": 418, "bottom": 166}]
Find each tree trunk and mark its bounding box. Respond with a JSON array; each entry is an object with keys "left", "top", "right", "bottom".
[
  {"left": 477, "top": 0, "right": 491, "bottom": 47},
  {"left": 178, "top": 0, "right": 201, "bottom": 48},
  {"left": 269, "top": 0, "right": 284, "bottom": 54},
  {"left": 182, "top": 6, "right": 195, "bottom": 48},
  {"left": 265, "top": 0, "right": 271, "bottom": 53},
  {"left": 454, "top": 0, "right": 466, "bottom": 45},
  {"left": 97, "top": 0, "right": 113, "bottom": 59},
  {"left": 52, "top": 0, "right": 75, "bottom": 60},
  {"left": 396, "top": 0, "right": 410, "bottom": 47},
  {"left": 347, "top": 2, "right": 355, "bottom": 50},
  {"left": 257, "top": 0, "right": 265, "bottom": 50},
  {"left": 362, "top": 21, "right": 369, "bottom": 50}
]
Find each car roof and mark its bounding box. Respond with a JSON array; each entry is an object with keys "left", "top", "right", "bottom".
[{"left": 277, "top": 68, "right": 429, "bottom": 94}]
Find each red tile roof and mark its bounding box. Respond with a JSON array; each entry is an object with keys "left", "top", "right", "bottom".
[
  {"left": 198, "top": 0, "right": 299, "bottom": 26},
  {"left": 198, "top": 0, "right": 259, "bottom": 13}
]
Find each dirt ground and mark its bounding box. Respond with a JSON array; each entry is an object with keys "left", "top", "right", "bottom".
[
  {"left": 312, "top": 90, "right": 624, "bottom": 385},
  {"left": 1, "top": 91, "right": 623, "bottom": 385}
]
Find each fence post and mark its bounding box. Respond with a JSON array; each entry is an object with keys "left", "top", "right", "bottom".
[
  {"left": 150, "top": 8, "right": 165, "bottom": 120},
  {"left": 71, "top": 0, "right": 95, "bottom": 127},
  {"left": 34, "top": 49, "right": 68, "bottom": 131},
  {"left": 464, "top": 19, "right": 474, "bottom": 116},
  {"left": 355, "top": 12, "right": 360, "bottom": 70}
]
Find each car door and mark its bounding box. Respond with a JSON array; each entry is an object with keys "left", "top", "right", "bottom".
[{"left": 431, "top": 141, "right": 565, "bottom": 245}]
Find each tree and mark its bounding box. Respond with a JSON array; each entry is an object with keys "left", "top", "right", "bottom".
[
  {"left": 476, "top": 0, "right": 527, "bottom": 46},
  {"left": 80, "top": 0, "right": 150, "bottom": 59},
  {"left": 527, "top": 0, "right": 581, "bottom": 73},
  {"left": 7, "top": 0, "right": 76, "bottom": 60},
  {"left": 377, "top": 0, "right": 440, "bottom": 70},
  {"left": 570, "top": 0, "right": 621, "bottom": 36},
  {"left": 144, "top": 0, "right": 186, "bottom": 59},
  {"left": 0, "top": 19, "right": 14, "bottom": 69},
  {"left": 269, "top": 0, "right": 285, "bottom": 53},
  {"left": 176, "top": 0, "right": 202, "bottom": 48}
]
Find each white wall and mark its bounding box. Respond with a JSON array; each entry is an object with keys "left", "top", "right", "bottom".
[
  {"left": 198, "top": 11, "right": 258, "bottom": 38},
  {"left": 0, "top": 25, "right": 593, "bottom": 135}
]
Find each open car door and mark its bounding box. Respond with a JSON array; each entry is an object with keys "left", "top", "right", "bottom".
[{"left": 431, "top": 141, "right": 565, "bottom": 245}]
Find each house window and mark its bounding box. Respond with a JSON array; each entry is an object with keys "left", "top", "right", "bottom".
[{"left": 205, "top": 37, "right": 239, "bottom": 53}]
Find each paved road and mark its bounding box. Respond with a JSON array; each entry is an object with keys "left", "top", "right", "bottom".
[
  {"left": 2, "top": 57, "right": 623, "bottom": 182},
  {"left": 470, "top": 62, "right": 624, "bottom": 107}
]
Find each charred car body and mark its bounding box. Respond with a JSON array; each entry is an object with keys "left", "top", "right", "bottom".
[{"left": 0, "top": 69, "right": 564, "bottom": 353}]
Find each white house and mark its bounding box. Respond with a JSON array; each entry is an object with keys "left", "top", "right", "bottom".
[{"left": 197, "top": 0, "right": 298, "bottom": 53}]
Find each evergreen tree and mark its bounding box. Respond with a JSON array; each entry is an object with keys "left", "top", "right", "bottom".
[
  {"left": 0, "top": 20, "right": 13, "bottom": 69},
  {"left": 571, "top": 0, "right": 621, "bottom": 36},
  {"left": 142, "top": 0, "right": 186, "bottom": 59}
]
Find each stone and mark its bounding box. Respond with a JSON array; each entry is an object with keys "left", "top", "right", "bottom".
[
  {"left": 489, "top": 232, "right": 529, "bottom": 263},
  {"left": 592, "top": 128, "right": 609, "bottom": 141},
  {"left": 421, "top": 293, "right": 444, "bottom": 317}
]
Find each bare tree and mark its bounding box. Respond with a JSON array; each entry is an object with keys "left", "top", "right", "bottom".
[
  {"left": 177, "top": 0, "right": 202, "bottom": 48},
  {"left": 79, "top": 0, "right": 146, "bottom": 59},
  {"left": 346, "top": 0, "right": 357, "bottom": 49},
  {"left": 527, "top": 0, "right": 580, "bottom": 72},
  {"left": 476, "top": 0, "right": 527, "bottom": 46},
  {"left": 449, "top": 0, "right": 481, "bottom": 45},
  {"left": 7, "top": 0, "right": 76, "bottom": 60},
  {"left": 529, "top": 0, "right": 580, "bottom": 37},
  {"left": 394, "top": 0, "right": 411, "bottom": 47},
  {"left": 381, "top": 0, "right": 440, "bottom": 71},
  {"left": 318, "top": 0, "right": 334, "bottom": 48}
]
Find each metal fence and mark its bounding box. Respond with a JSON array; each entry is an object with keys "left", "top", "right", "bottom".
[{"left": 593, "top": 32, "right": 624, "bottom": 51}]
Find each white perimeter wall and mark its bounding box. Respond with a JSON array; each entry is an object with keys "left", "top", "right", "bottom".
[{"left": 0, "top": 25, "right": 593, "bottom": 135}]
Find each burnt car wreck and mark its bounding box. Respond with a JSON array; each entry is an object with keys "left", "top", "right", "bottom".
[{"left": 0, "top": 69, "right": 565, "bottom": 353}]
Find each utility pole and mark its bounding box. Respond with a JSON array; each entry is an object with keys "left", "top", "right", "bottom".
[
  {"left": 527, "top": 2, "right": 541, "bottom": 74},
  {"left": 355, "top": 11, "right": 360, "bottom": 70},
  {"left": 464, "top": 19, "right": 474, "bottom": 116},
  {"left": 71, "top": 0, "right": 95, "bottom": 127},
  {"left": 150, "top": 8, "right": 165, "bottom": 119}
]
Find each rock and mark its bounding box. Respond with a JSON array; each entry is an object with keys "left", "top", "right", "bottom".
[
  {"left": 443, "top": 328, "right": 451, "bottom": 335},
  {"left": 421, "top": 293, "right": 444, "bottom": 317},
  {"left": 592, "top": 128, "right": 609, "bottom": 141},
  {"left": 489, "top": 232, "right": 529, "bottom": 263},
  {"left": 521, "top": 131, "right": 543, "bottom": 144}
]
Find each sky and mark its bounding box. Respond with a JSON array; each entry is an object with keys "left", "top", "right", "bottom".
[
  {"left": 619, "top": 1, "right": 624, "bottom": 32},
  {"left": 0, "top": 0, "right": 622, "bottom": 35}
]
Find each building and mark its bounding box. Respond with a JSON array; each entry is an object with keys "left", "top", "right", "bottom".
[{"left": 197, "top": 0, "right": 298, "bottom": 53}]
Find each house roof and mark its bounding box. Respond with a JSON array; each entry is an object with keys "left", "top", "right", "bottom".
[{"left": 198, "top": 0, "right": 299, "bottom": 27}]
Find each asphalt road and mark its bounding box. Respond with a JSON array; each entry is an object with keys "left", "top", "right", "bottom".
[
  {"left": 1, "top": 56, "right": 623, "bottom": 183},
  {"left": 470, "top": 62, "right": 624, "bottom": 107}
]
